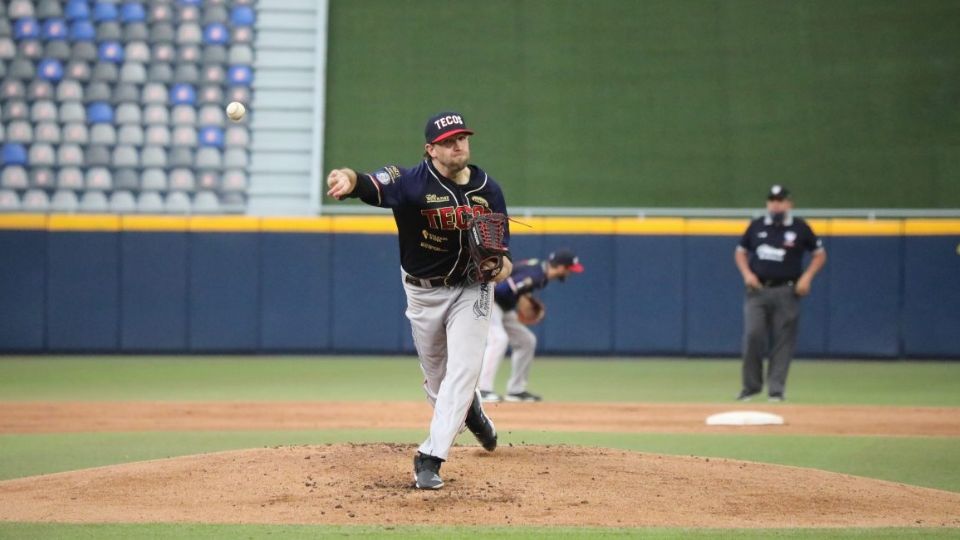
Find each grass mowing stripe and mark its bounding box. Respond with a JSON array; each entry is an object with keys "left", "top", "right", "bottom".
[
  {"left": 1, "top": 430, "right": 957, "bottom": 492},
  {"left": 0, "top": 523, "right": 958, "bottom": 539},
  {"left": 1, "top": 357, "right": 959, "bottom": 405}
]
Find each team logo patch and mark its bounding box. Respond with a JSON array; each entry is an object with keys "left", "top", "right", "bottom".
[
  {"left": 784, "top": 231, "right": 797, "bottom": 247},
  {"left": 470, "top": 195, "right": 489, "bottom": 207},
  {"left": 375, "top": 172, "right": 392, "bottom": 185},
  {"left": 425, "top": 194, "right": 451, "bottom": 204}
]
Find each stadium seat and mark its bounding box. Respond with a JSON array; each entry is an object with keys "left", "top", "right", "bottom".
[
  {"left": 150, "top": 23, "right": 175, "bottom": 43},
  {"left": 141, "top": 146, "right": 167, "bottom": 168},
  {"left": 95, "top": 21, "right": 122, "bottom": 42},
  {"left": 69, "top": 20, "right": 95, "bottom": 41},
  {"left": 193, "top": 191, "right": 220, "bottom": 213},
  {"left": 56, "top": 80, "right": 83, "bottom": 102},
  {"left": 0, "top": 62, "right": 6, "bottom": 79},
  {"left": 65, "top": 0, "right": 91, "bottom": 21},
  {"left": 2, "top": 100, "right": 29, "bottom": 122},
  {"left": 0, "top": 123, "right": 5, "bottom": 142},
  {"left": 87, "top": 102, "right": 114, "bottom": 123},
  {"left": 147, "top": 62, "right": 173, "bottom": 83},
  {"left": 143, "top": 104, "right": 170, "bottom": 125},
  {"left": 57, "top": 101, "right": 85, "bottom": 123},
  {"left": 28, "top": 143, "right": 56, "bottom": 167},
  {"left": 202, "top": 45, "right": 227, "bottom": 65},
  {"left": 169, "top": 147, "right": 193, "bottom": 168},
  {"left": 220, "top": 192, "right": 245, "bottom": 213},
  {"left": 51, "top": 190, "right": 79, "bottom": 212},
  {"left": 0, "top": 19, "right": 9, "bottom": 39},
  {"left": 141, "top": 82, "right": 167, "bottom": 104},
  {"left": 199, "top": 126, "right": 224, "bottom": 148},
  {"left": 201, "top": 65, "right": 225, "bottom": 85},
  {"left": 136, "top": 191, "right": 164, "bottom": 213},
  {"left": 117, "top": 124, "right": 144, "bottom": 146},
  {"left": 230, "top": 6, "right": 255, "bottom": 26},
  {"left": 62, "top": 123, "right": 89, "bottom": 145},
  {"left": 173, "top": 63, "right": 200, "bottom": 84},
  {"left": 92, "top": 3, "right": 119, "bottom": 23},
  {"left": 120, "top": 62, "right": 147, "bottom": 84},
  {"left": 111, "top": 169, "right": 137, "bottom": 192},
  {"left": 140, "top": 168, "right": 167, "bottom": 191},
  {"left": 125, "top": 41, "right": 150, "bottom": 63},
  {"left": 0, "top": 38, "right": 15, "bottom": 60},
  {"left": 79, "top": 191, "right": 109, "bottom": 213},
  {"left": 57, "top": 144, "right": 83, "bottom": 167},
  {"left": 195, "top": 147, "right": 221, "bottom": 170},
  {"left": 1, "top": 143, "right": 27, "bottom": 166},
  {"left": 145, "top": 125, "right": 171, "bottom": 146},
  {"left": 112, "top": 145, "right": 139, "bottom": 168},
  {"left": 42, "top": 18, "right": 67, "bottom": 41},
  {"left": 27, "top": 80, "right": 54, "bottom": 101},
  {"left": 18, "top": 39, "right": 43, "bottom": 60},
  {"left": 150, "top": 4, "right": 172, "bottom": 24},
  {"left": 2, "top": 80, "right": 25, "bottom": 100},
  {"left": 37, "top": 0, "right": 63, "bottom": 18},
  {"left": 34, "top": 122, "right": 60, "bottom": 144},
  {"left": 83, "top": 145, "right": 111, "bottom": 168},
  {"left": 165, "top": 191, "right": 191, "bottom": 214},
  {"left": 153, "top": 42, "right": 175, "bottom": 63},
  {"left": 178, "top": 44, "right": 201, "bottom": 64},
  {"left": 109, "top": 190, "right": 136, "bottom": 213},
  {"left": 198, "top": 84, "right": 223, "bottom": 105},
  {"left": 172, "top": 104, "right": 197, "bottom": 125},
  {"left": 1, "top": 165, "right": 28, "bottom": 189},
  {"left": 6, "top": 121, "right": 33, "bottom": 144},
  {"left": 29, "top": 167, "right": 55, "bottom": 189},
  {"left": 44, "top": 41, "right": 72, "bottom": 61},
  {"left": 98, "top": 41, "right": 125, "bottom": 64},
  {"left": 10, "top": 58, "right": 36, "bottom": 80},
  {"left": 84, "top": 82, "right": 112, "bottom": 104},
  {"left": 198, "top": 104, "right": 225, "bottom": 126},
  {"left": 56, "top": 167, "right": 84, "bottom": 190},
  {"left": 14, "top": 18, "right": 40, "bottom": 41},
  {"left": 10, "top": 0, "right": 35, "bottom": 18},
  {"left": 172, "top": 126, "right": 198, "bottom": 147},
  {"left": 123, "top": 22, "right": 148, "bottom": 42},
  {"left": 0, "top": 189, "right": 20, "bottom": 211},
  {"left": 115, "top": 103, "right": 142, "bottom": 125},
  {"left": 65, "top": 60, "right": 91, "bottom": 81},
  {"left": 177, "top": 5, "right": 200, "bottom": 23},
  {"left": 30, "top": 100, "right": 58, "bottom": 123},
  {"left": 120, "top": 3, "right": 146, "bottom": 23},
  {"left": 36, "top": 59, "right": 64, "bottom": 82},
  {"left": 169, "top": 168, "right": 195, "bottom": 191},
  {"left": 91, "top": 61, "right": 119, "bottom": 83},
  {"left": 85, "top": 167, "right": 113, "bottom": 191},
  {"left": 170, "top": 83, "right": 196, "bottom": 105},
  {"left": 203, "top": 23, "right": 228, "bottom": 46},
  {"left": 228, "top": 45, "right": 254, "bottom": 65},
  {"left": 22, "top": 189, "right": 50, "bottom": 212},
  {"left": 197, "top": 170, "right": 219, "bottom": 191},
  {"left": 203, "top": 5, "right": 228, "bottom": 24},
  {"left": 112, "top": 82, "right": 140, "bottom": 104},
  {"left": 90, "top": 123, "right": 117, "bottom": 146}
]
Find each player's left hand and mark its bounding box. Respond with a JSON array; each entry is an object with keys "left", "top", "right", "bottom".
[
  {"left": 794, "top": 276, "right": 812, "bottom": 297},
  {"left": 489, "top": 257, "right": 512, "bottom": 283},
  {"left": 326, "top": 168, "right": 356, "bottom": 200}
]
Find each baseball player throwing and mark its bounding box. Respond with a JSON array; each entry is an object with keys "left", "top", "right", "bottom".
[
  {"left": 326, "top": 111, "right": 512, "bottom": 490},
  {"left": 479, "top": 249, "right": 584, "bottom": 402}
]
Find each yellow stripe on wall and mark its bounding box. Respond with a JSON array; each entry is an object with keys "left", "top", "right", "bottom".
[
  {"left": 122, "top": 216, "right": 190, "bottom": 231},
  {"left": 535, "top": 217, "right": 616, "bottom": 234},
  {"left": 904, "top": 219, "right": 960, "bottom": 235},
  {"left": 829, "top": 219, "right": 903, "bottom": 236},
  {"left": 189, "top": 216, "right": 261, "bottom": 232},
  {"left": 685, "top": 219, "right": 748, "bottom": 235},
  {"left": 331, "top": 215, "right": 397, "bottom": 234},
  {"left": 48, "top": 214, "right": 120, "bottom": 231},
  {"left": 0, "top": 214, "right": 47, "bottom": 230},
  {"left": 260, "top": 217, "right": 335, "bottom": 233}
]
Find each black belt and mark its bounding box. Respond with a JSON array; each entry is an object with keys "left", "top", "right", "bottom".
[
  {"left": 404, "top": 274, "right": 463, "bottom": 288},
  {"left": 761, "top": 279, "right": 796, "bottom": 288}
]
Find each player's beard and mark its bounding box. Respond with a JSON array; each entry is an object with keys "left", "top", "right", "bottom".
[{"left": 437, "top": 150, "right": 470, "bottom": 176}]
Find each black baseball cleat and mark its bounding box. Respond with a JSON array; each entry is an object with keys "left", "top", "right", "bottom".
[
  {"left": 413, "top": 452, "right": 444, "bottom": 490},
  {"left": 465, "top": 390, "right": 498, "bottom": 451},
  {"left": 768, "top": 393, "right": 785, "bottom": 402},
  {"left": 479, "top": 390, "right": 502, "bottom": 403},
  {"left": 736, "top": 389, "right": 760, "bottom": 401},
  {"left": 504, "top": 391, "right": 542, "bottom": 402}
]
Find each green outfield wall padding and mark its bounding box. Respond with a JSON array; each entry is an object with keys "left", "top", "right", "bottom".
[{"left": 324, "top": 0, "right": 960, "bottom": 208}]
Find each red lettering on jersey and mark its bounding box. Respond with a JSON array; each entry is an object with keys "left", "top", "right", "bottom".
[
  {"left": 438, "top": 206, "right": 456, "bottom": 230},
  {"left": 420, "top": 208, "right": 440, "bottom": 228},
  {"left": 455, "top": 206, "right": 477, "bottom": 229},
  {"left": 472, "top": 205, "right": 489, "bottom": 217}
]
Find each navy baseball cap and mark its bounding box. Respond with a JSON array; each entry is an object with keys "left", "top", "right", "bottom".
[
  {"left": 548, "top": 249, "right": 584, "bottom": 272},
  {"left": 425, "top": 111, "right": 474, "bottom": 144},
  {"left": 767, "top": 185, "right": 791, "bottom": 200}
]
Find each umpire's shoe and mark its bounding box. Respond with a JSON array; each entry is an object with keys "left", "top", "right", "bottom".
[
  {"left": 413, "top": 452, "right": 444, "bottom": 490},
  {"left": 465, "top": 390, "right": 498, "bottom": 452}
]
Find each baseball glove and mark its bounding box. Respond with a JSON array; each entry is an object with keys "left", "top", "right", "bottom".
[
  {"left": 465, "top": 213, "right": 510, "bottom": 282},
  {"left": 516, "top": 294, "right": 546, "bottom": 325}
]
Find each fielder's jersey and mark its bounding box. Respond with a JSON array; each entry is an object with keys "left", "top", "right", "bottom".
[
  {"left": 349, "top": 159, "right": 510, "bottom": 280},
  {"left": 494, "top": 259, "right": 548, "bottom": 311},
  {"left": 737, "top": 214, "right": 823, "bottom": 281}
]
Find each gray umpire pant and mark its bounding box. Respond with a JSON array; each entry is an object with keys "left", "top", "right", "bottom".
[{"left": 742, "top": 285, "right": 801, "bottom": 396}]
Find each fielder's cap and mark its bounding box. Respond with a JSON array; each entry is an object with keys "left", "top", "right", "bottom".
[
  {"left": 767, "top": 184, "right": 791, "bottom": 200},
  {"left": 548, "top": 249, "right": 584, "bottom": 272},
  {"left": 425, "top": 111, "right": 474, "bottom": 144}
]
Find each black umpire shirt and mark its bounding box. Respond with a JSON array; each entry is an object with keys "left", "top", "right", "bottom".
[{"left": 737, "top": 214, "right": 824, "bottom": 282}]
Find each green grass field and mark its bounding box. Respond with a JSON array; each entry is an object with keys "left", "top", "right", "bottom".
[{"left": 1, "top": 357, "right": 958, "bottom": 539}]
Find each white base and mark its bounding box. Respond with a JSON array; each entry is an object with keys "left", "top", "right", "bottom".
[{"left": 706, "top": 411, "right": 785, "bottom": 426}]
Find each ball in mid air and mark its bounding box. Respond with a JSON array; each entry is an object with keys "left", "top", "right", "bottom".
[{"left": 226, "top": 101, "right": 246, "bottom": 122}]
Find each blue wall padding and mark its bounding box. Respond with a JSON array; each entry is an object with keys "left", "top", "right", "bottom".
[
  {"left": 121, "top": 232, "right": 189, "bottom": 351},
  {"left": 902, "top": 236, "right": 960, "bottom": 357},
  {"left": 0, "top": 231, "right": 46, "bottom": 350},
  {"left": 188, "top": 233, "right": 260, "bottom": 351},
  {"left": 46, "top": 232, "right": 120, "bottom": 351},
  {"left": 684, "top": 237, "right": 744, "bottom": 355},
  {"left": 825, "top": 237, "right": 903, "bottom": 357},
  {"left": 259, "top": 233, "right": 333, "bottom": 351},
  {"left": 614, "top": 236, "right": 685, "bottom": 354}
]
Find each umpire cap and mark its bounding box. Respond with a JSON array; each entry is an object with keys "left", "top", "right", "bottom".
[
  {"left": 767, "top": 185, "right": 791, "bottom": 200},
  {"left": 425, "top": 111, "right": 474, "bottom": 144}
]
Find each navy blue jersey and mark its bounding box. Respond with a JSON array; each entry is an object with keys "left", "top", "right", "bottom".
[
  {"left": 738, "top": 214, "right": 823, "bottom": 281},
  {"left": 494, "top": 259, "right": 549, "bottom": 310},
  {"left": 349, "top": 159, "right": 510, "bottom": 280}
]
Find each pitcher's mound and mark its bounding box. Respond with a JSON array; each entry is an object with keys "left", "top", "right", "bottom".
[{"left": 1, "top": 443, "right": 958, "bottom": 528}]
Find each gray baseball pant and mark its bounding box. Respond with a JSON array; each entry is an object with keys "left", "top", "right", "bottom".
[{"left": 741, "top": 285, "right": 801, "bottom": 396}]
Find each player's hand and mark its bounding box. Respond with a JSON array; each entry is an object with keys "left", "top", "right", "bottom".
[
  {"left": 743, "top": 272, "right": 760, "bottom": 290},
  {"left": 326, "top": 169, "right": 356, "bottom": 200},
  {"left": 490, "top": 257, "right": 512, "bottom": 283},
  {"left": 794, "top": 276, "right": 812, "bottom": 297}
]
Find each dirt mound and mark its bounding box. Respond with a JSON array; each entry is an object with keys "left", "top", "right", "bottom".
[{"left": 1, "top": 444, "right": 958, "bottom": 528}]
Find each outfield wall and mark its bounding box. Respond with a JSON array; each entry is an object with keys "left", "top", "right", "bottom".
[{"left": 1, "top": 215, "right": 958, "bottom": 357}]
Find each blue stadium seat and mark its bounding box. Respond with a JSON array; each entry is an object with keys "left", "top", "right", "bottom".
[
  {"left": 170, "top": 83, "right": 196, "bottom": 105},
  {"left": 203, "top": 23, "right": 228, "bottom": 45},
  {"left": 65, "top": 0, "right": 91, "bottom": 22},
  {"left": 120, "top": 3, "right": 147, "bottom": 23},
  {"left": 41, "top": 18, "right": 68, "bottom": 41},
  {"left": 69, "top": 20, "right": 96, "bottom": 42},
  {"left": 227, "top": 65, "right": 252, "bottom": 86},
  {"left": 230, "top": 6, "right": 255, "bottom": 27},
  {"left": 98, "top": 41, "right": 124, "bottom": 63},
  {"left": 1, "top": 143, "right": 27, "bottom": 166},
  {"left": 87, "top": 102, "right": 114, "bottom": 124},
  {"left": 92, "top": 3, "right": 119, "bottom": 23},
  {"left": 14, "top": 18, "right": 40, "bottom": 41},
  {"left": 36, "top": 59, "right": 63, "bottom": 82}
]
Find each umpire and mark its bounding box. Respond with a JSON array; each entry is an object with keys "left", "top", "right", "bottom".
[{"left": 734, "top": 185, "right": 827, "bottom": 402}]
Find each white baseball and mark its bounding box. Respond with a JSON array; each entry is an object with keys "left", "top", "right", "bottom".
[{"left": 226, "top": 101, "right": 246, "bottom": 122}]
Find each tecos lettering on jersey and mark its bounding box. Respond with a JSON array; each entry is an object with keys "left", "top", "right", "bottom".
[{"left": 348, "top": 159, "right": 510, "bottom": 280}]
